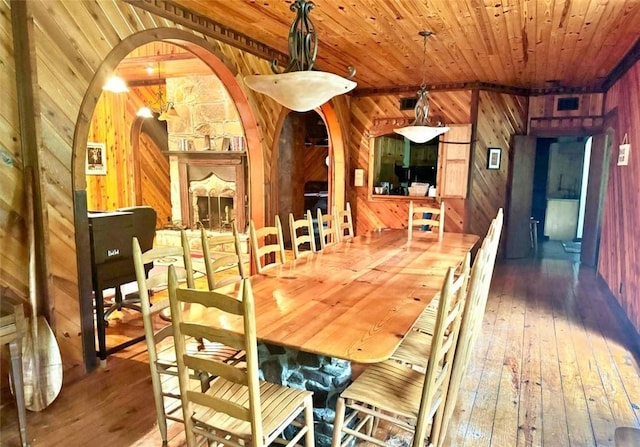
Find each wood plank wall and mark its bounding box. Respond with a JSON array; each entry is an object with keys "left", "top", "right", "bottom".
[
  {"left": 138, "top": 131, "right": 170, "bottom": 228},
  {"left": 468, "top": 91, "right": 528, "bottom": 239},
  {"left": 1, "top": 0, "right": 283, "bottom": 375},
  {"left": 600, "top": 60, "right": 640, "bottom": 333},
  {"left": 87, "top": 84, "right": 170, "bottom": 228},
  {"left": 349, "top": 91, "right": 473, "bottom": 235},
  {"left": 0, "top": 0, "right": 28, "bottom": 306}
]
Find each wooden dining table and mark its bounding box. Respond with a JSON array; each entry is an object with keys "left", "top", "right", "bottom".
[{"left": 187, "top": 228, "right": 479, "bottom": 364}]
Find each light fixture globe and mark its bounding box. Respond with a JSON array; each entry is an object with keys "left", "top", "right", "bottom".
[
  {"left": 244, "top": 0, "right": 356, "bottom": 112},
  {"left": 245, "top": 71, "right": 356, "bottom": 112},
  {"left": 394, "top": 124, "right": 449, "bottom": 144}
]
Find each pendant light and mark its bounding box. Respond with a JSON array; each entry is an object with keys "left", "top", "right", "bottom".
[
  {"left": 394, "top": 31, "right": 449, "bottom": 143},
  {"left": 136, "top": 62, "right": 178, "bottom": 121},
  {"left": 244, "top": 0, "right": 356, "bottom": 112}
]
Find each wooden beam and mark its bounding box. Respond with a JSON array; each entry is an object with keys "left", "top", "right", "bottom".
[
  {"left": 124, "top": 0, "right": 288, "bottom": 67},
  {"left": 353, "top": 81, "right": 605, "bottom": 97}
]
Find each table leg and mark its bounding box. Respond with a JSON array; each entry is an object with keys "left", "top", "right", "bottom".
[{"left": 9, "top": 339, "right": 29, "bottom": 447}]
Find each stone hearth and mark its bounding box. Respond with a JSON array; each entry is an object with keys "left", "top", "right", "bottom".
[{"left": 258, "top": 343, "right": 352, "bottom": 447}]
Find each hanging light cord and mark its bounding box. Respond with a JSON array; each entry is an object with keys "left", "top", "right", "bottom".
[
  {"left": 414, "top": 30, "right": 434, "bottom": 126},
  {"left": 270, "top": 0, "right": 355, "bottom": 78}
]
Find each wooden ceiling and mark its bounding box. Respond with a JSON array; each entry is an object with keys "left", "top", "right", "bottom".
[{"left": 129, "top": 0, "right": 640, "bottom": 94}]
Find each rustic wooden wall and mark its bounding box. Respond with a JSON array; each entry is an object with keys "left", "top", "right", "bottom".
[
  {"left": 599, "top": 60, "right": 640, "bottom": 333},
  {"left": 138, "top": 131, "right": 170, "bottom": 228},
  {"left": 0, "top": 0, "right": 27, "bottom": 306},
  {"left": 468, "top": 91, "right": 529, "bottom": 238},
  {"left": 87, "top": 84, "right": 170, "bottom": 227},
  {"left": 349, "top": 91, "right": 472, "bottom": 235},
  {"left": 1, "top": 0, "right": 284, "bottom": 375}
]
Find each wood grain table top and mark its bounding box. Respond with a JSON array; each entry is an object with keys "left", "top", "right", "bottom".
[{"left": 185, "top": 229, "right": 479, "bottom": 363}]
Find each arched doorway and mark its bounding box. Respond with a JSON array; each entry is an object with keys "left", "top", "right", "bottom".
[
  {"left": 71, "top": 29, "right": 265, "bottom": 369},
  {"left": 268, "top": 103, "right": 347, "bottom": 244}
]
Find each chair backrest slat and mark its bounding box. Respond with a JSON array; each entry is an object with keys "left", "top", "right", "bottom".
[
  {"left": 317, "top": 208, "right": 339, "bottom": 249},
  {"left": 408, "top": 200, "right": 445, "bottom": 241},
  {"left": 250, "top": 216, "right": 286, "bottom": 273},
  {"left": 335, "top": 202, "right": 354, "bottom": 242},
  {"left": 289, "top": 210, "right": 316, "bottom": 259},
  {"left": 200, "top": 222, "right": 246, "bottom": 290}
]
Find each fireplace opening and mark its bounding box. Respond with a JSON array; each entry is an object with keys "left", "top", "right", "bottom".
[{"left": 194, "top": 195, "right": 234, "bottom": 231}]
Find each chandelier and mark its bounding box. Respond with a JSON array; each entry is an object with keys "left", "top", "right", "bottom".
[
  {"left": 244, "top": 0, "right": 356, "bottom": 112},
  {"left": 136, "top": 62, "right": 178, "bottom": 121},
  {"left": 394, "top": 31, "right": 449, "bottom": 143}
]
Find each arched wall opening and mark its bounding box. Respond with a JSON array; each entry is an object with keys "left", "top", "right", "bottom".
[{"left": 72, "top": 28, "right": 265, "bottom": 369}]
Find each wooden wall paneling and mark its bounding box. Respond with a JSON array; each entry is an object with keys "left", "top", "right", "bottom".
[
  {"left": 138, "top": 132, "right": 170, "bottom": 228},
  {"left": 304, "top": 146, "right": 329, "bottom": 184},
  {"left": 600, "top": 60, "right": 640, "bottom": 333},
  {"left": 467, "top": 91, "right": 528, "bottom": 240},
  {"left": 0, "top": 0, "right": 29, "bottom": 307}
]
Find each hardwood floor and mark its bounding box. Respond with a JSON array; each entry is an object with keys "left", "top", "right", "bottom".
[{"left": 1, "top": 243, "right": 639, "bottom": 446}]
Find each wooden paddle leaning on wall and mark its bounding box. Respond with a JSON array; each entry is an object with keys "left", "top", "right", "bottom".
[{"left": 21, "top": 167, "right": 63, "bottom": 411}]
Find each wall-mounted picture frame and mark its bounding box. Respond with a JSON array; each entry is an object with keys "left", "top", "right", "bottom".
[
  {"left": 487, "top": 147, "right": 502, "bottom": 170},
  {"left": 86, "top": 142, "right": 107, "bottom": 175}
]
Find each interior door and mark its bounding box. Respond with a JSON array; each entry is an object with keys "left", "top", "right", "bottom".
[
  {"left": 505, "top": 135, "right": 537, "bottom": 258},
  {"left": 581, "top": 133, "right": 610, "bottom": 267}
]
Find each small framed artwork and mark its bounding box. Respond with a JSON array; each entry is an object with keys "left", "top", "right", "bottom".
[
  {"left": 86, "top": 142, "right": 107, "bottom": 175},
  {"left": 487, "top": 147, "right": 502, "bottom": 170}
]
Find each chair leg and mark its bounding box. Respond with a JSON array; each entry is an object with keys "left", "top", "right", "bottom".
[
  {"left": 304, "top": 396, "right": 315, "bottom": 446},
  {"left": 148, "top": 366, "right": 168, "bottom": 445},
  {"left": 9, "top": 340, "right": 28, "bottom": 447},
  {"left": 331, "top": 397, "right": 346, "bottom": 447}
]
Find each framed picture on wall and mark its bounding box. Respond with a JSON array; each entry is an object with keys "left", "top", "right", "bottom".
[
  {"left": 487, "top": 147, "right": 502, "bottom": 170},
  {"left": 87, "top": 142, "right": 107, "bottom": 175}
]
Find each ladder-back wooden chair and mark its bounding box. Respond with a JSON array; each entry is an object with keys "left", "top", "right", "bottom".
[
  {"left": 167, "top": 268, "right": 315, "bottom": 447},
  {"left": 249, "top": 216, "right": 286, "bottom": 273},
  {"left": 408, "top": 200, "right": 445, "bottom": 241},
  {"left": 435, "top": 208, "right": 503, "bottom": 446},
  {"left": 317, "top": 208, "right": 339, "bottom": 250},
  {"left": 335, "top": 202, "right": 354, "bottom": 242},
  {"left": 289, "top": 210, "right": 316, "bottom": 259},
  {"left": 133, "top": 238, "right": 243, "bottom": 446},
  {"left": 200, "top": 222, "right": 247, "bottom": 290},
  {"left": 331, "top": 264, "right": 469, "bottom": 447}
]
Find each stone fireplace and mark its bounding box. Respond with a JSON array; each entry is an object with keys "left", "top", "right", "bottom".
[{"left": 164, "top": 73, "right": 247, "bottom": 232}]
